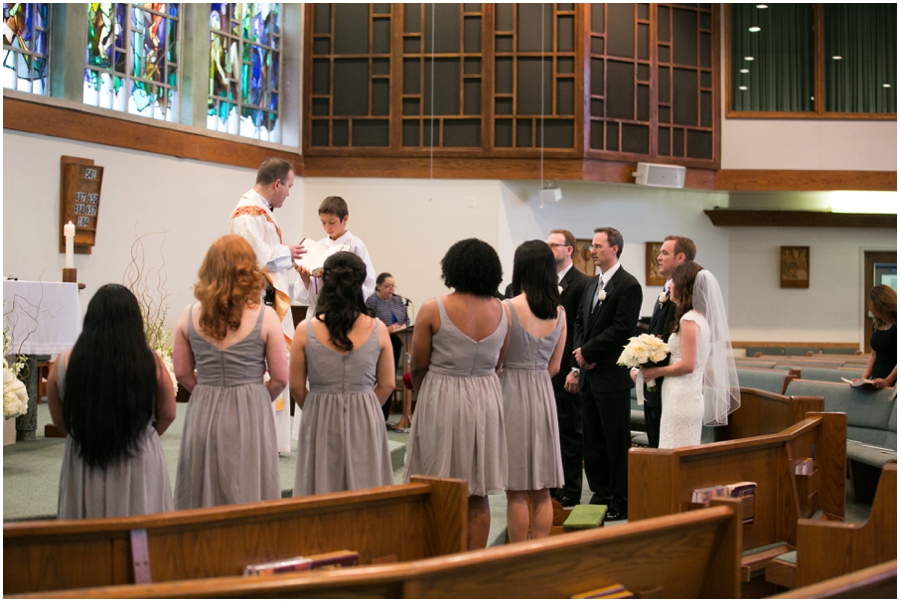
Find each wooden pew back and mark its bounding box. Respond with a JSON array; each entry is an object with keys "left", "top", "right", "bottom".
[
  {"left": 3, "top": 476, "right": 466, "bottom": 596},
  {"left": 794, "top": 463, "right": 897, "bottom": 588},
  {"left": 629, "top": 413, "right": 846, "bottom": 552},
  {"left": 770, "top": 560, "right": 897, "bottom": 599},
  {"left": 716, "top": 388, "right": 824, "bottom": 442},
  {"left": 24, "top": 500, "right": 745, "bottom": 599}
]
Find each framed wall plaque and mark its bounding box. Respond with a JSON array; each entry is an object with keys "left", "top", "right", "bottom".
[
  {"left": 645, "top": 242, "right": 666, "bottom": 286},
  {"left": 780, "top": 246, "right": 810, "bottom": 288},
  {"left": 59, "top": 156, "right": 104, "bottom": 255},
  {"left": 573, "top": 238, "right": 596, "bottom": 278}
]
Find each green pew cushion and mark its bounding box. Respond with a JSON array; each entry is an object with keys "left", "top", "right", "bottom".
[{"left": 736, "top": 368, "right": 791, "bottom": 394}]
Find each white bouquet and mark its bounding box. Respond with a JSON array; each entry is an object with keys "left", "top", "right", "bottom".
[
  {"left": 616, "top": 334, "right": 670, "bottom": 391},
  {"left": 3, "top": 358, "right": 29, "bottom": 419}
]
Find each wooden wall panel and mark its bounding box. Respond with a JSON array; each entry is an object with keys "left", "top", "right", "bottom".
[{"left": 716, "top": 169, "right": 897, "bottom": 192}]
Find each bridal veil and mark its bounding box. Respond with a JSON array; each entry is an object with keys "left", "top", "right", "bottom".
[{"left": 694, "top": 270, "right": 741, "bottom": 426}]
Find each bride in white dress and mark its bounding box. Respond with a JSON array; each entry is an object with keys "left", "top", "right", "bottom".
[{"left": 642, "top": 262, "right": 740, "bottom": 448}]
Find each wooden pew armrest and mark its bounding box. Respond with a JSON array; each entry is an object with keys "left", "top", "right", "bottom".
[{"left": 741, "top": 543, "right": 793, "bottom": 582}]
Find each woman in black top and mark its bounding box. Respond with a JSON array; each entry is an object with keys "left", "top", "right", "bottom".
[
  {"left": 365, "top": 272, "right": 409, "bottom": 421},
  {"left": 862, "top": 284, "right": 897, "bottom": 388}
]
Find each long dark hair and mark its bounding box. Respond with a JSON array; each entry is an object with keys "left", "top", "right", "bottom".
[
  {"left": 671, "top": 260, "right": 704, "bottom": 333},
  {"left": 315, "top": 252, "right": 373, "bottom": 351},
  {"left": 869, "top": 284, "right": 897, "bottom": 329},
  {"left": 63, "top": 284, "right": 157, "bottom": 469},
  {"left": 511, "top": 240, "right": 560, "bottom": 320}
]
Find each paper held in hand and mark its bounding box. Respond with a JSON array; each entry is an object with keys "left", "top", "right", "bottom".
[
  {"left": 841, "top": 377, "right": 878, "bottom": 389},
  {"left": 294, "top": 238, "right": 349, "bottom": 277}
]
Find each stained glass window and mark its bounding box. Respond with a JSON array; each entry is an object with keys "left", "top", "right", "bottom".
[
  {"left": 2, "top": 3, "right": 50, "bottom": 94},
  {"left": 209, "top": 3, "right": 281, "bottom": 142},
  {"left": 84, "top": 3, "right": 180, "bottom": 122}
]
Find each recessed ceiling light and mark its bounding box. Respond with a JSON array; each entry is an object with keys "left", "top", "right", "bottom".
[
  {"left": 884, "top": 84, "right": 892, "bottom": 88},
  {"left": 744, "top": 56, "right": 755, "bottom": 61},
  {"left": 810, "top": 96, "right": 815, "bottom": 101},
  {"left": 749, "top": 26, "right": 761, "bottom": 32},
  {"left": 739, "top": 86, "right": 748, "bottom": 91},
  {"left": 756, "top": 4, "right": 768, "bottom": 8},
  {"left": 832, "top": 55, "right": 843, "bottom": 60},
  {"left": 740, "top": 68, "right": 750, "bottom": 74}
]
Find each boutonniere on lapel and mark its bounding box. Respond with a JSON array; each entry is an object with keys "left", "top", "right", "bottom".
[
  {"left": 598, "top": 289, "right": 607, "bottom": 302},
  {"left": 658, "top": 290, "right": 668, "bottom": 305},
  {"left": 558, "top": 285, "right": 564, "bottom": 294}
]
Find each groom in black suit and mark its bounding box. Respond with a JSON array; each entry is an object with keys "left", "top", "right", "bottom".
[
  {"left": 546, "top": 229, "right": 590, "bottom": 507},
  {"left": 632, "top": 235, "right": 696, "bottom": 448},
  {"left": 567, "top": 227, "right": 642, "bottom": 521}
]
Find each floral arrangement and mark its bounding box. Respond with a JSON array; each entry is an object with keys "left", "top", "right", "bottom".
[
  {"left": 616, "top": 334, "right": 670, "bottom": 391},
  {"left": 125, "top": 232, "right": 178, "bottom": 394},
  {"left": 3, "top": 327, "right": 29, "bottom": 419}
]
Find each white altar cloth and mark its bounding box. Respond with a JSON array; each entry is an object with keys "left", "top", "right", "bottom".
[{"left": 3, "top": 281, "right": 82, "bottom": 355}]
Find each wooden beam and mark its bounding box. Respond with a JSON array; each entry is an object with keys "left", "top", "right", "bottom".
[
  {"left": 716, "top": 169, "right": 897, "bottom": 192},
  {"left": 704, "top": 209, "right": 896, "bottom": 228},
  {"left": 3, "top": 98, "right": 304, "bottom": 172}
]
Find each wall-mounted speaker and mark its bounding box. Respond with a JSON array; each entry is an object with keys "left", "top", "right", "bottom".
[
  {"left": 632, "top": 163, "right": 686, "bottom": 188},
  {"left": 540, "top": 187, "right": 562, "bottom": 203}
]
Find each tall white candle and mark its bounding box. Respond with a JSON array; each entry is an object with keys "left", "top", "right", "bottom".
[{"left": 64, "top": 221, "right": 75, "bottom": 269}]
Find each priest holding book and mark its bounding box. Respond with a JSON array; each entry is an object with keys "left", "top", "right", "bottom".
[{"left": 227, "top": 157, "right": 305, "bottom": 454}]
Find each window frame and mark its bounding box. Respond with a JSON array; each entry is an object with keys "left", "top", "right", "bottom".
[{"left": 724, "top": 4, "right": 897, "bottom": 120}]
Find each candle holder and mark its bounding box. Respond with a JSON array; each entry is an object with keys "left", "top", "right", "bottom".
[{"left": 62, "top": 268, "right": 77, "bottom": 283}]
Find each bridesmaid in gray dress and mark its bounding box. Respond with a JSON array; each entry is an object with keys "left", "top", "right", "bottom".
[
  {"left": 290, "top": 252, "right": 395, "bottom": 495},
  {"left": 405, "top": 239, "right": 510, "bottom": 550},
  {"left": 47, "top": 284, "right": 177, "bottom": 519},
  {"left": 501, "top": 241, "right": 566, "bottom": 542},
  {"left": 173, "top": 235, "right": 288, "bottom": 509}
]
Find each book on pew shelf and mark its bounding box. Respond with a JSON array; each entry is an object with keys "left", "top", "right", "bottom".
[
  {"left": 294, "top": 238, "right": 350, "bottom": 277},
  {"left": 691, "top": 485, "right": 727, "bottom": 506},
  {"left": 563, "top": 504, "right": 607, "bottom": 530},
  {"left": 571, "top": 583, "right": 634, "bottom": 599},
  {"left": 725, "top": 481, "right": 756, "bottom": 523},
  {"left": 243, "top": 556, "right": 312, "bottom": 576},
  {"left": 794, "top": 458, "right": 815, "bottom": 475},
  {"left": 841, "top": 377, "right": 878, "bottom": 389},
  {"left": 307, "top": 550, "right": 360, "bottom": 570}
]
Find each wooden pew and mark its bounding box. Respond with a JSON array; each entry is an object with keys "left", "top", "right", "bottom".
[
  {"left": 629, "top": 413, "right": 846, "bottom": 582},
  {"left": 715, "top": 388, "right": 824, "bottom": 442},
  {"left": 791, "top": 462, "right": 897, "bottom": 588},
  {"left": 769, "top": 560, "right": 897, "bottom": 599},
  {"left": 18, "top": 499, "right": 745, "bottom": 599},
  {"left": 3, "top": 476, "right": 466, "bottom": 596}
]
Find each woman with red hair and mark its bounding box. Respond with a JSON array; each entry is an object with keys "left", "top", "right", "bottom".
[{"left": 173, "top": 235, "right": 288, "bottom": 508}]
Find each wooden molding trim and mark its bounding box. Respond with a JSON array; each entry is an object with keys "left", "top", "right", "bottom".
[
  {"left": 704, "top": 209, "right": 896, "bottom": 228},
  {"left": 716, "top": 169, "right": 897, "bottom": 192},
  {"left": 732, "top": 341, "right": 861, "bottom": 350},
  {"left": 3, "top": 98, "right": 304, "bottom": 171}
]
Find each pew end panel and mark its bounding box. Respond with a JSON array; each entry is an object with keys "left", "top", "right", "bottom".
[{"left": 768, "top": 559, "right": 897, "bottom": 599}]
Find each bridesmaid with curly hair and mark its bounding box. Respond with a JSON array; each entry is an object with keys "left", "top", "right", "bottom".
[{"left": 173, "top": 235, "right": 288, "bottom": 508}]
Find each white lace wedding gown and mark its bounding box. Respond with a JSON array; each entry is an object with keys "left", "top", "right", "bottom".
[{"left": 659, "top": 310, "right": 711, "bottom": 448}]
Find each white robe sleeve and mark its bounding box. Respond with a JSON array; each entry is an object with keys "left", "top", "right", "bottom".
[{"left": 227, "top": 214, "right": 293, "bottom": 274}]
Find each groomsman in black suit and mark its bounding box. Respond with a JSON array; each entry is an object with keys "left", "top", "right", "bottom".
[
  {"left": 546, "top": 229, "right": 590, "bottom": 508},
  {"left": 631, "top": 235, "right": 696, "bottom": 448},
  {"left": 566, "top": 228, "right": 642, "bottom": 521}
]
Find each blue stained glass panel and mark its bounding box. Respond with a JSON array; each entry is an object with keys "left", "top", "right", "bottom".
[{"left": 2, "top": 3, "right": 51, "bottom": 94}]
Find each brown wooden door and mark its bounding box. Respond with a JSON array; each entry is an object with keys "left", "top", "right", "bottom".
[{"left": 863, "top": 251, "right": 897, "bottom": 352}]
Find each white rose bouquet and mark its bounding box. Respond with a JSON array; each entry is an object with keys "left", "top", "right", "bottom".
[
  {"left": 3, "top": 357, "right": 28, "bottom": 420},
  {"left": 616, "top": 334, "right": 670, "bottom": 391}
]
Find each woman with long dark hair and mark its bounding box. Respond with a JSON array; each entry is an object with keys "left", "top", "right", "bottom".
[
  {"left": 47, "top": 284, "right": 177, "bottom": 518},
  {"left": 501, "top": 240, "right": 566, "bottom": 542},
  {"left": 860, "top": 285, "right": 897, "bottom": 388},
  {"left": 290, "top": 252, "right": 395, "bottom": 495},
  {"left": 173, "top": 235, "right": 287, "bottom": 508},
  {"left": 404, "top": 238, "right": 510, "bottom": 550}
]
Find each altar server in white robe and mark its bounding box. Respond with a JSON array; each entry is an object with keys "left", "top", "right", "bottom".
[{"left": 227, "top": 157, "right": 304, "bottom": 453}]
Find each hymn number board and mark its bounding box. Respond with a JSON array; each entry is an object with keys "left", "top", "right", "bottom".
[{"left": 59, "top": 157, "right": 104, "bottom": 255}]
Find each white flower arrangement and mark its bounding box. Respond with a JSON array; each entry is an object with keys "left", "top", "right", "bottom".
[
  {"left": 616, "top": 334, "right": 670, "bottom": 391},
  {"left": 3, "top": 327, "right": 28, "bottom": 420}
]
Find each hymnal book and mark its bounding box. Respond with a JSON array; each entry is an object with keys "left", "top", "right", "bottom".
[
  {"left": 308, "top": 550, "right": 360, "bottom": 570},
  {"left": 691, "top": 485, "right": 726, "bottom": 506},
  {"left": 572, "top": 583, "right": 635, "bottom": 599},
  {"left": 841, "top": 377, "right": 878, "bottom": 389},
  {"left": 294, "top": 238, "right": 349, "bottom": 277},
  {"left": 794, "top": 458, "right": 815, "bottom": 475},
  {"left": 243, "top": 556, "right": 312, "bottom": 576},
  {"left": 725, "top": 481, "right": 756, "bottom": 498}
]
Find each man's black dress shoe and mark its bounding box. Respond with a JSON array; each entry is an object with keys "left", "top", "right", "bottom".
[
  {"left": 605, "top": 508, "right": 627, "bottom": 521},
  {"left": 552, "top": 493, "right": 580, "bottom": 508}
]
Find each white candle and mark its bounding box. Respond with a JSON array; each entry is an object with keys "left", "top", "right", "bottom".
[{"left": 64, "top": 221, "right": 75, "bottom": 269}]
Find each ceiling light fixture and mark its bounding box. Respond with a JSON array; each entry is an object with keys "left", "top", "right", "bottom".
[
  {"left": 749, "top": 26, "right": 761, "bottom": 32},
  {"left": 832, "top": 55, "right": 842, "bottom": 60},
  {"left": 744, "top": 56, "right": 754, "bottom": 61},
  {"left": 884, "top": 84, "right": 892, "bottom": 88},
  {"left": 739, "top": 86, "right": 748, "bottom": 91},
  {"left": 756, "top": 4, "right": 768, "bottom": 8},
  {"left": 740, "top": 68, "right": 749, "bottom": 74}
]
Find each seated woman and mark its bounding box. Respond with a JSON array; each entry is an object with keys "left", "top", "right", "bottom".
[
  {"left": 501, "top": 241, "right": 566, "bottom": 542},
  {"left": 365, "top": 272, "right": 410, "bottom": 422},
  {"left": 173, "top": 235, "right": 287, "bottom": 509},
  {"left": 404, "top": 238, "right": 510, "bottom": 550},
  {"left": 47, "top": 283, "right": 177, "bottom": 519},
  {"left": 861, "top": 284, "right": 897, "bottom": 388},
  {"left": 291, "top": 252, "right": 395, "bottom": 495}
]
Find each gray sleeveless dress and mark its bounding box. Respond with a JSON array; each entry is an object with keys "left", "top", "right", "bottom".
[
  {"left": 174, "top": 305, "right": 280, "bottom": 509},
  {"left": 404, "top": 296, "right": 509, "bottom": 497},
  {"left": 501, "top": 301, "right": 565, "bottom": 491},
  {"left": 294, "top": 318, "right": 393, "bottom": 495},
  {"left": 56, "top": 355, "right": 174, "bottom": 519}
]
